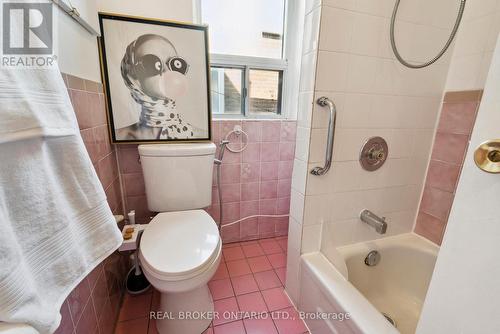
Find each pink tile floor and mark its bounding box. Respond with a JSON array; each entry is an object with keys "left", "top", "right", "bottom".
[{"left": 115, "top": 237, "right": 309, "bottom": 334}]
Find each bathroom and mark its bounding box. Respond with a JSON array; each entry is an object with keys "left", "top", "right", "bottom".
[{"left": 0, "top": 0, "right": 499, "bottom": 333}]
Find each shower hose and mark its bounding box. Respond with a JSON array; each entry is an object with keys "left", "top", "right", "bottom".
[
  {"left": 390, "top": 0, "right": 466, "bottom": 68},
  {"left": 215, "top": 143, "right": 289, "bottom": 231}
]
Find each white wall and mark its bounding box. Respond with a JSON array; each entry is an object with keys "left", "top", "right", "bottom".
[
  {"left": 98, "top": 0, "right": 193, "bottom": 23},
  {"left": 56, "top": 0, "right": 194, "bottom": 82},
  {"left": 56, "top": 8, "right": 101, "bottom": 81},
  {"left": 417, "top": 33, "right": 500, "bottom": 333},
  {"left": 445, "top": 0, "right": 500, "bottom": 91},
  {"left": 286, "top": 0, "right": 457, "bottom": 303}
]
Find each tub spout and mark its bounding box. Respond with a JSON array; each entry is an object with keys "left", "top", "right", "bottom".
[{"left": 360, "top": 209, "right": 387, "bottom": 234}]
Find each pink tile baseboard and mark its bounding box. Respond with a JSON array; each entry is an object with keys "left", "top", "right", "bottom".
[
  {"left": 57, "top": 73, "right": 126, "bottom": 334},
  {"left": 116, "top": 120, "right": 296, "bottom": 243},
  {"left": 415, "top": 90, "right": 482, "bottom": 245}
]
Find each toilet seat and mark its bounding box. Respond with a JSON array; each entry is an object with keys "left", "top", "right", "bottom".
[{"left": 139, "top": 210, "right": 220, "bottom": 282}]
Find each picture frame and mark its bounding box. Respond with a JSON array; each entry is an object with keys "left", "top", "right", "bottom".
[{"left": 98, "top": 13, "right": 212, "bottom": 143}]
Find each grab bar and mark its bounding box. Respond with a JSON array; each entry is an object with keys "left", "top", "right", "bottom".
[{"left": 311, "top": 97, "right": 337, "bottom": 176}]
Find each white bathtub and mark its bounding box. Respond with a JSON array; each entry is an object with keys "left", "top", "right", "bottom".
[{"left": 299, "top": 233, "right": 438, "bottom": 334}]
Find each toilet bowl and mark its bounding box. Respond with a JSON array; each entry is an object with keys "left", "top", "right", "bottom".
[
  {"left": 137, "top": 143, "right": 219, "bottom": 333},
  {"left": 139, "top": 210, "right": 221, "bottom": 334}
]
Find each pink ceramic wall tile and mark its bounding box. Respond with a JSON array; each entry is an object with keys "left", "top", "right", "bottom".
[
  {"left": 205, "top": 206, "right": 220, "bottom": 224},
  {"left": 70, "top": 90, "right": 93, "bottom": 129},
  {"left": 222, "top": 202, "right": 240, "bottom": 223},
  {"left": 74, "top": 297, "right": 98, "bottom": 334},
  {"left": 416, "top": 92, "right": 481, "bottom": 245},
  {"left": 94, "top": 125, "right": 112, "bottom": 159},
  {"left": 260, "top": 161, "right": 279, "bottom": 181},
  {"left": 125, "top": 195, "right": 152, "bottom": 220},
  {"left": 438, "top": 102, "right": 479, "bottom": 135},
  {"left": 67, "top": 278, "right": 91, "bottom": 324},
  {"left": 211, "top": 121, "right": 222, "bottom": 144},
  {"left": 274, "top": 217, "right": 289, "bottom": 236},
  {"left": 260, "top": 181, "right": 278, "bottom": 199},
  {"left": 221, "top": 147, "right": 242, "bottom": 164},
  {"left": 415, "top": 212, "right": 446, "bottom": 245},
  {"left": 97, "top": 153, "right": 118, "bottom": 188},
  {"left": 221, "top": 120, "right": 242, "bottom": 136},
  {"left": 54, "top": 301, "right": 73, "bottom": 334},
  {"left": 240, "top": 200, "right": 259, "bottom": 217},
  {"left": 122, "top": 173, "right": 146, "bottom": 197},
  {"left": 62, "top": 73, "right": 126, "bottom": 334},
  {"left": 243, "top": 121, "right": 263, "bottom": 142},
  {"left": 97, "top": 301, "right": 116, "bottom": 334},
  {"left": 420, "top": 186, "right": 454, "bottom": 221},
  {"left": 241, "top": 182, "right": 260, "bottom": 201},
  {"left": 240, "top": 218, "right": 259, "bottom": 240},
  {"left": 220, "top": 183, "right": 241, "bottom": 203},
  {"left": 426, "top": 160, "right": 461, "bottom": 193},
  {"left": 91, "top": 272, "right": 109, "bottom": 317},
  {"left": 80, "top": 129, "right": 98, "bottom": 164},
  {"left": 278, "top": 161, "right": 293, "bottom": 179},
  {"left": 276, "top": 197, "right": 290, "bottom": 215},
  {"left": 86, "top": 263, "right": 103, "bottom": 291},
  {"left": 242, "top": 143, "right": 261, "bottom": 162},
  {"left": 241, "top": 162, "right": 261, "bottom": 182},
  {"left": 89, "top": 93, "right": 106, "bottom": 127},
  {"left": 221, "top": 164, "right": 241, "bottom": 184},
  {"left": 104, "top": 179, "right": 120, "bottom": 213},
  {"left": 431, "top": 132, "right": 469, "bottom": 165},
  {"left": 113, "top": 119, "right": 297, "bottom": 243},
  {"left": 261, "top": 144, "right": 280, "bottom": 162},
  {"left": 117, "top": 148, "right": 142, "bottom": 174},
  {"left": 211, "top": 186, "right": 220, "bottom": 205},
  {"left": 279, "top": 142, "right": 295, "bottom": 161},
  {"left": 84, "top": 79, "right": 99, "bottom": 93},
  {"left": 259, "top": 199, "right": 277, "bottom": 215},
  {"left": 280, "top": 121, "right": 297, "bottom": 142},
  {"left": 262, "top": 121, "right": 281, "bottom": 142},
  {"left": 66, "top": 74, "right": 85, "bottom": 90},
  {"left": 258, "top": 218, "right": 276, "bottom": 238},
  {"left": 277, "top": 179, "right": 291, "bottom": 198}
]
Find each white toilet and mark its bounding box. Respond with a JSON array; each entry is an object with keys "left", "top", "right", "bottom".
[{"left": 137, "top": 143, "right": 221, "bottom": 334}]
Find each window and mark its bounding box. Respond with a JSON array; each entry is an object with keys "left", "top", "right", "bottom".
[{"left": 199, "top": 0, "right": 287, "bottom": 118}]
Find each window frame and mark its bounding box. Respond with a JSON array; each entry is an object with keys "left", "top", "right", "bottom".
[{"left": 194, "top": 0, "right": 290, "bottom": 119}]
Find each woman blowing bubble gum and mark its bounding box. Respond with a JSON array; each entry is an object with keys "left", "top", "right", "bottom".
[{"left": 117, "top": 34, "right": 201, "bottom": 140}]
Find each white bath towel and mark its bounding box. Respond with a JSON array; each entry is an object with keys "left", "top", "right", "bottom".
[{"left": 0, "top": 66, "right": 123, "bottom": 333}]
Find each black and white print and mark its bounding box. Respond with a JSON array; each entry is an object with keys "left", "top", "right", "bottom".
[{"left": 98, "top": 14, "right": 211, "bottom": 143}]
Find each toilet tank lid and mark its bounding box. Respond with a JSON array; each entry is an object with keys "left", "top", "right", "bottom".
[{"left": 138, "top": 143, "right": 216, "bottom": 157}]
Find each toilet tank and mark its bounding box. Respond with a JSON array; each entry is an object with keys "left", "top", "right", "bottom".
[{"left": 138, "top": 143, "right": 216, "bottom": 212}]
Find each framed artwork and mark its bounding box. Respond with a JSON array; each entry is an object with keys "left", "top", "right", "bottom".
[{"left": 98, "top": 13, "right": 212, "bottom": 143}]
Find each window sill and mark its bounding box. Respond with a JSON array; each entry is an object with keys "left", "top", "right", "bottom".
[{"left": 212, "top": 115, "right": 290, "bottom": 121}]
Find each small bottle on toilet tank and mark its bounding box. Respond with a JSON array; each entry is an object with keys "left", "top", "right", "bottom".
[{"left": 128, "top": 210, "right": 136, "bottom": 225}]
